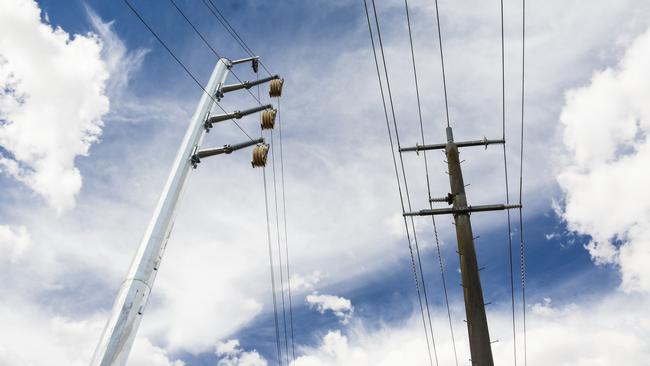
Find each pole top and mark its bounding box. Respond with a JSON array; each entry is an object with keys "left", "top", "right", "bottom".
[{"left": 446, "top": 126, "right": 454, "bottom": 142}]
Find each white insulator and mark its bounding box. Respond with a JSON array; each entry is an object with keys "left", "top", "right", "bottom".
[
  {"left": 261, "top": 108, "right": 277, "bottom": 130},
  {"left": 269, "top": 78, "right": 284, "bottom": 97},
  {"left": 251, "top": 144, "right": 269, "bottom": 168}
]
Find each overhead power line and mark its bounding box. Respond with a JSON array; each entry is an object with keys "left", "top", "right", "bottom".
[
  {"left": 433, "top": 0, "right": 451, "bottom": 127},
  {"left": 122, "top": 0, "right": 254, "bottom": 141},
  {"left": 499, "top": 0, "right": 518, "bottom": 364},
  {"left": 201, "top": 0, "right": 275, "bottom": 77},
  {"left": 403, "top": 0, "right": 459, "bottom": 364},
  {"left": 167, "top": 0, "right": 263, "bottom": 105},
  {"left": 519, "top": 0, "right": 528, "bottom": 364},
  {"left": 363, "top": 0, "right": 439, "bottom": 365}
]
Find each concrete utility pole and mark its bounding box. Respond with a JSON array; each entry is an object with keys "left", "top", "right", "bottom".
[{"left": 445, "top": 126, "right": 493, "bottom": 366}]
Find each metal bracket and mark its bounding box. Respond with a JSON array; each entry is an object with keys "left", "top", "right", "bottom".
[
  {"left": 204, "top": 104, "right": 273, "bottom": 131},
  {"left": 400, "top": 137, "right": 505, "bottom": 153},
  {"left": 404, "top": 203, "right": 522, "bottom": 217},
  {"left": 191, "top": 138, "right": 264, "bottom": 168}
]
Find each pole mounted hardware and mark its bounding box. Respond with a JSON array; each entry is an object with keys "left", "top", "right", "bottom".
[
  {"left": 404, "top": 204, "right": 522, "bottom": 217},
  {"left": 191, "top": 138, "right": 265, "bottom": 168},
  {"left": 430, "top": 192, "right": 455, "bottom": 205},
  {"left": 216, "top": 75, "right": 282, "bottom": 100},
  {"left": 251, "top": 143, "right": 270, "bottom": 168},
  {"left": 204, "top": 104, "right": 273, "bottom": 131},
  {"left": 229, "top": 56, "right": 260, "bottom": 73},
  {"left": 269, "top": 78, "right": 284, "bottom": 98},
  {"left": 400, "top": 137, "right": 505, "bottom": 153},
  {"left": 261, "top": 108, "right": 277, "bottom": 130}
]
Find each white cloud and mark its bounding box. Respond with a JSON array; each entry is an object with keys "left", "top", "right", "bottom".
[
  {"left": 215, "top": 339, "right": 267, "bottom": 366},
  {"left": 306, "top": 293, "right": 354, "bottom": 324},
  {"left": 291, "top": 292, "right": 650, "bottom": 366},
  {"left": 0, "top": 224, "right": 30, "bottom": 263},
  {"left": 0, "top": 0, "right": 111, "bottom": 212},
  {"left": 290, "top": 271, "right": 322, "bottom": 292},
  {"left": 558, "top": 26, "right": 650, "bottom": 292},
  {"left": 0, "top": 298, "right": 182, "bottom": 366}
]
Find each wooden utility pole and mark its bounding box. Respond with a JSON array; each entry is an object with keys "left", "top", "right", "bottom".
[
  {"left": 445, "top": 126, "right": 493, "bottom": 366},
  {"left": 402, "top": 127, "right": 521, "bottom": 365}
]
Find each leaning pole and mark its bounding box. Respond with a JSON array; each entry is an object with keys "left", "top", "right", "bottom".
[{"left": 91, "top": 59, "right": 230, "bottom": 366}]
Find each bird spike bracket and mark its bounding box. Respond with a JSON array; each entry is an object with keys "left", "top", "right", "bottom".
[
  {"left": 191, "top": 138, "right": 264, "bottom": 168},
  {"left": 204, "top": 104, "right": 273, "bottom": 131}
]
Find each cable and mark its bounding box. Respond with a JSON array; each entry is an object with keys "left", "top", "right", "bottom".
[
  {"left": 363, "top": 1, "right": 437, "bottom": 365},
  {"left": 403, "top": 1, "right": 459, "bottom": 364},
  {"left": 270, "top": 130, "right": 290, "bottom": 365},
  {"left": 167, "top": 0, "right": 263, "bottom": 105},
  {"left": 121, "top": 0, "right": 254, "bottom": 141},
  {"left": 201, "top": 0, "right": 275, "bottom": 77},
  {"left": 519, "top": 0, "right": 528, "bottom": 364},
  {"left": 432, "top": 0, "right": 451, "bottom": 127},
  {"left": 263, "top": 166, "right": 283, "bottom": 366},
  {"left": 277, "top": 98, "right": 297, "bottom": 362},
  {"left": 499, "top": 0, "right": 518, "bottom": 364},
  {"left": 369, "top": 5, "right": 441, "bottom": 364}
]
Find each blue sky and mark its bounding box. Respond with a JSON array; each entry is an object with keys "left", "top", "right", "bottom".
[{"left": 2, "top": 0, "right": 650, "bottom": 365}]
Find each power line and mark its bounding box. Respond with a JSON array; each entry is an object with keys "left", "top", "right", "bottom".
[
  {"left": 167, "top": 0, "right": 263, "bottom": 105},
  {"left": 121, "top": 0, "right": 254, "bottom": 141},
  {"left": 432, "top": 0, "right": 451, "bottom": 127},
  {"left": 403, "top": 1, "right": 459, "bottom": 364},
  {"left": 369, "top": 4, "right": 441, "bottom": 363},
  {"left": 262, "top": 166, "right": 284, "bottom": 366},
  {"left": 270, "top": 129, "right": 291, "bottom": 365},
  {"left": 363, "top": 0, "right": 438, "bottom": 364},
  {"left": 201, "top": 0, "right": 275, "bottom": 77},
  {"left": 519, "top": 0, "right": 528, "bottom": 364},
  {"left": 499, "top": 0, "right": 518, "bottom": 364},
  {"left": 277, "top": 98, "right": 297, "bottom": 362}
]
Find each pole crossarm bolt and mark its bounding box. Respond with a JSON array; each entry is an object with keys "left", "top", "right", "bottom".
[
  {"left": 191, "top": 138, "right": 265, "bottom": 168},
  {"left": 204, "top": 104, "right": 273, "bottom": 131},
  {"left": 400, "top": 138, "right": 505, "bottom": 153}
]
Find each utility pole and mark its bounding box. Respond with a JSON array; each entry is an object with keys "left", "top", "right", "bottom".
[
  {"left": 91, "top": 57, "right": 281, "bottom": 366},
  {"left": 402, "top": 127, "right": 520, "bottom": 366}
]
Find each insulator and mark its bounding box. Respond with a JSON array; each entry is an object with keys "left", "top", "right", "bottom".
[
  {"left": 251, "top": 144, "right": 269, "bottom": 168},
  {"left": 269, "top": 78, "right": 284, "bottom": 97},
  {"left": 261, "top": 108, "right": 277, "bottom": 130}
]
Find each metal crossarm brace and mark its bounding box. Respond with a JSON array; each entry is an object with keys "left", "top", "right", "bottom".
[
  {"left": 400, "top": 137, "right": 505, "bottom": 152},
  {"left": 229, "top": 56, "right": 259, "bottom": 73},
  {"left": 404, "top": 204, "right": 522, "bottom": 217},
  {"left": 204, "top": 104, "right": 272, "bottom": 130},
  {"left": 191, "top": 138, "right": 264, "bottom": 168},
  {"left": 217, "top": 75, "right": 280, "bottom": 99}
]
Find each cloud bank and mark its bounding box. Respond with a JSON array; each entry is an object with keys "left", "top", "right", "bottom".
[
  {"left": 0, "top": 0, "right": 110, "bottom": 212},
  {"left": 559, "top": 27, "right": 650, "bottom": 293}
]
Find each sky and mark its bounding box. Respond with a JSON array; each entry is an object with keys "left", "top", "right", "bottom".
[{"left": 1, "top": 0, "right": 650, "bottom": 365}]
